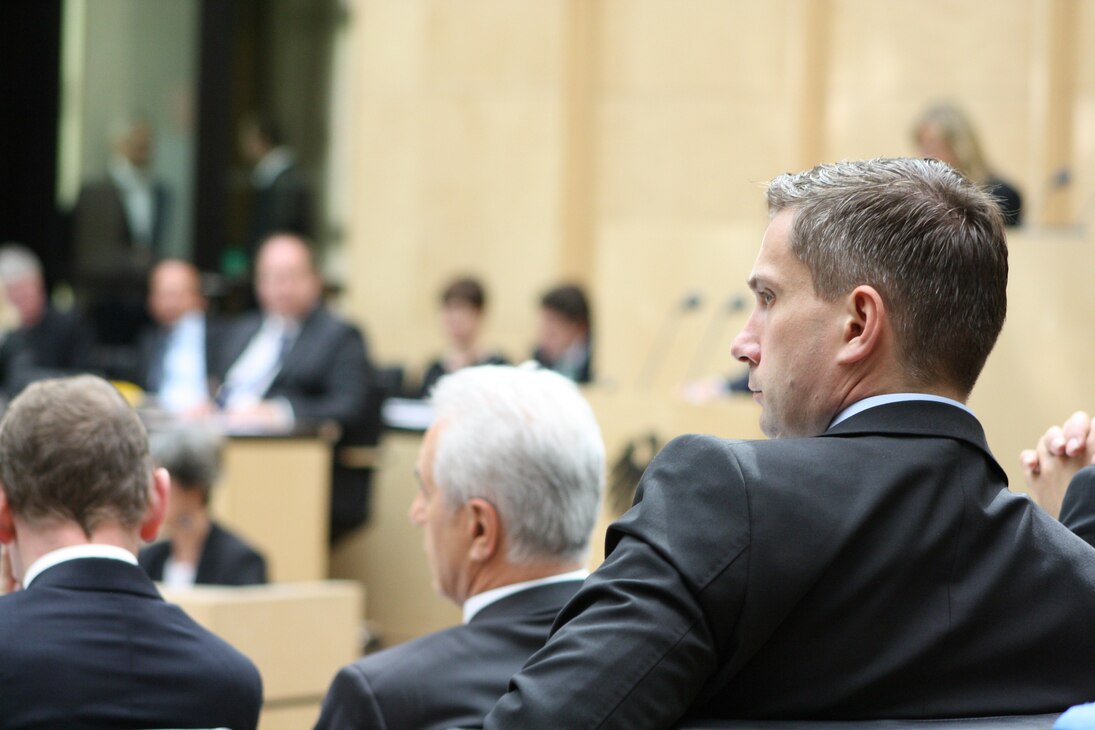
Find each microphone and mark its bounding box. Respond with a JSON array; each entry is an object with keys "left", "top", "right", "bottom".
[
  {"left": 634, "top": 291, "right": 704, "bottom": 390},
  {"left": 684, "top": 294, "right": 748, "bottom": 382}
]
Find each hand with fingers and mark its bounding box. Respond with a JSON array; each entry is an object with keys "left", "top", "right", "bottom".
[{"left": 1020, "top": 411, "right": 1095, "bottom": 518}]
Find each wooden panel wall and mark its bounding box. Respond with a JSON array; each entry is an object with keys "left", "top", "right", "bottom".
[{"left": 339, "top": 0, "right": 1095, "bottom": 483}]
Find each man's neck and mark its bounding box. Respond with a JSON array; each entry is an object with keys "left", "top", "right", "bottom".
[
  {"left": 465, "top": 558, "right": 583, "bottom": 601},
  {"left": 12, "top": 519, "right": 140, "bottom": 582}
]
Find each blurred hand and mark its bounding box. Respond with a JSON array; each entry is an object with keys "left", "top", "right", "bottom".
[{"left": 1020, "top": 411, "right": 1095, "bottom": 518}]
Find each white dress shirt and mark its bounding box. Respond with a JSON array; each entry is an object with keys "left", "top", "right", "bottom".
[
  {"left": 22, "top": 544, "right": 138, "bottom": 589},
  {"left": 157, "top": 312, "right": 208, "bottom": 413},
  {"left": 221, "top": 316, "right": 298, "bottom": 410},
  {"left": 252, "top": 147, "right": 295, "bottom": 189},
  {"left": 462, "top": 568, "right": 589, "bottom": 624},
  {"left": 109, "top": 157, "right": 155, "bottom": 248}
]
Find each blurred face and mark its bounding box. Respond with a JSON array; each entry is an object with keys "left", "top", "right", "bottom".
[
  {"left": 148, "top": 263, "right": 204, "bottom": 327},
  {"left": 163, "top": 478, "right": 206, "bottom": 535},
  {"left": 916, "top": 122, "right": 958, "bottom": 169},
  {"left": 239, "top": 123, "right": 267, "bottom": 164},
  {"left": 441, "top": 301, "right": 481, "bottom": 346},
  {"left": 409, "top": 421, "right": 473, "bottom": 605},
  {"left": 5, "top": 276, "right": 46, "bottom": 327},
  {"left": 730, "top": 209, "right": 847, "bottom": 438},
  {"left": 122, "top": 121, "right": 154, "bottom": 169},
  {"left": 255, "top": 236, "right": 321, "bottom": 320},
  {"left": 537, "top": 309, "right": 585, "bottom": 362}
]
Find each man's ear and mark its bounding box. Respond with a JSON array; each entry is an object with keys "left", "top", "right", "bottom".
[
  {"left": 837, "top": 285, "right": 886, "bottom": 366},
  {"left": 465, "top": 498, "right": 501, "bottom": 564},
  {"left": 0, "top": 484, "right": 14, "bottom": 545},
  {"left": 139, "top": 468, "right": 170, "bottom": 544}
]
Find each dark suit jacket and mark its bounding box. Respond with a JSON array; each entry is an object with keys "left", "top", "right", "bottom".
[
  {"left": 0, "top": 307, "right": 95, "bottom": 395},
  {"left": 315, "top": 580, "right": 584, "bottom": 730},
  {"left": 136, "top": 312, "right": 220, "bottom": 393},
  {"left": 249, "top": 163, "right": 313, "bottom": 257},
  {"left": 215, "top": 305, "right": 374, "bottom": 537},
  {"left": 484, "top": 402, "right": 1095, "bottom": 728},
  {"left": 72, "top": 176, "right": 169, "bottom": 279},
  {"left": 0, "top": 557, "right": 262, "bottom": 730},
  {"left": 139, "top": 521, "right": 268, "bottom": 586},
  {"left": 1061, "top": 465, "right": 1095, "bottom": 549}
]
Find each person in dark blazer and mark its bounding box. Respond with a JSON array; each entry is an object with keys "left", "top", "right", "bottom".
[
  {"left": 136, "top": 259, "right": 218, "bottom": 413},
  {"left": 213, "top": 233, "right": 373, "bottom": 541},
  {"left": 240, "top": 114, "right": 313, "bottom": 260},
  {"left": 533, "top": 284, "right": 593, "bottom": 384},
  {"left": 139, "top": 425, "right": 266, "bottom": 587},
  {"left": 418, "top": 276, "right": 507, "bottom": 397},
  {"left": 0, "top": 244, "right": 94, "bottom": 395},
  {"left": 0, "top": 376, "right": 262, "bottom": 730},
  {"left": 315, "top": 365, "right": 605, "bottom": 730},
  {"left": 483, "top": 159, "right": 1095, "bottom": 729},
  {"left": 71, "top": 117, "right": 169, "bottom": 347}
]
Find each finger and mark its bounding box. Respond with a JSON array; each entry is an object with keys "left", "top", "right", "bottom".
[
  {"left": 1062, "top": 411, "right": 1092, "bottom": 457},
  {"left": 1044, "top": 426, "right": 1067, "bottom": 457},
  {"left": 1019, "top": 449, "right": 1040, "bottom": 477}
]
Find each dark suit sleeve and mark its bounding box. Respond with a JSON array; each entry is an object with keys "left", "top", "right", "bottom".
[
  {"left": 1060, "top": 466, "right": 1095, "bottom": 549},
  {"left": 484, "top": 435, "right": 752, "bottom": 729},
  {"left": 314, "top": 664, "right": 389, "bottom": 730},
  {"left": 282, "top": 325, "right": 371, "bottom": 426}
]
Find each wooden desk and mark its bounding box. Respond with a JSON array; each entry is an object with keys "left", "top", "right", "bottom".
[
  {"left": 215, "top": 435, "right": 332, "bottom": 583},
  {"left": 161, "top": 581, "right": 363, "bottom": 730}
]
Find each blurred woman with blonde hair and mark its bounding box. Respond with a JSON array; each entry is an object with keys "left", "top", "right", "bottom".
[{"left": 914, "top": 102, "right": 1023, "bottom": 226}]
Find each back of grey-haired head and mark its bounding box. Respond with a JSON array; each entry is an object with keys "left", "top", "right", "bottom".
[
  {"left": 429, "top": 364, "right": 605, "bottom": 565},
  {"left": 149, "top": 425, "right": 223, "bottom": 496},
  {"left": 0, "top": 244, "right": 42, "bottom": 284},
  {"left": 766, "top": 157, "right": 1008, "bottom": 396}
]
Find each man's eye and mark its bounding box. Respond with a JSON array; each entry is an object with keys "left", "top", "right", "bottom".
[{"left": 759, "top": 291, "right": 774, "bottom": 306}]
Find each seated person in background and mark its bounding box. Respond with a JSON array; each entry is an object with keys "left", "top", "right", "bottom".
[
  {"left": 533, "top": 284, "right": 592, "bottom": 383},
  {"left": 214, "top": 232, "right": 374, "bottom": 541},
  {"left": 0, "top": 376, "right": 261, "bottom": 730},
  {"left": 139, "top": 259, "right": 216, "bottom": 413},
  {"left": 484, "top": 159, "right": 1095, "bottom": 729},
  {"left": 0, "top": 244, "right": 94, "bottom": 395},
  {"left": 914, "top": 102, "right": 1023, "bottom": 226},
  {"left": 315, "top": 365, "right": 604, "bottom": 730},
  {"left": 1021, "top": 410, "right": 1095, "bottom": 548},
  {"left": 139, "top": 425, "right": 267, "bottom": 587},
  {"left": 418, "top": 276, "right": 506, "bottom": 397}
]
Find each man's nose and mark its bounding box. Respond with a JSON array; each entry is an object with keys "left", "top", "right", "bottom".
[{"left": 730, "top": 320, "right": 760, "bottom": 366}]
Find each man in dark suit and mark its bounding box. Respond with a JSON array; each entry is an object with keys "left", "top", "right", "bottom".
[
  {"left": 0, "top": 244, "right": 94, "bottom": 395},
  {"left": 138, "top": 259, "right": 217, "bottom": 413},
  {"left": 0, "top": 375, "right": 262, "bottom": 730},
  {"left": 139, "top": 425, "right": 267, "bottom": 587},
  {"left": 533, "top": 284, "right": 593, "bottom": 383},
  {"left": 315, "top": 365, "right": 604, "bottom": 730},
  {"left": 214, "top": 233, "right": 373, "bottom": 541},
  {"left": 72, "top": 116, "right": 169, "bottom": 347},
  {"left": 240, "top": 114, "right": 313, "bottom": 261},
  {"left": 484, "top": 158, "right": 1095, "bottom": 729}
]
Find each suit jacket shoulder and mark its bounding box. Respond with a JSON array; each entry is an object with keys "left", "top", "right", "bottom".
[
  {"left": 315, "top": 580, "right": 582, "bottom": 730},
  {"left": 197, "top": 521, "right": 268, "bottom": 585},
  {"left": 0, "top": 558, "right": 262, "bottom": 729},
  {"left": 485, "top": 402, "right": 1095, "bottom": 728}
]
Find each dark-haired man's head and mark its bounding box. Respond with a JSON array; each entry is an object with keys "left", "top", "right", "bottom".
[
  {"left": 536, "top": 285, "right": 591, "bottom": 364},
  {"left": 731, "top": 157, "right": 1007, "bottom": 438}
]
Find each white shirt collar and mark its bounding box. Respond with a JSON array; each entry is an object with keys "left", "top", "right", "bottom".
[
  {"left": 462, "top": 568, "right": 588, "bottom": 624},
  {"left": 829, "top": 393, "right": 974, "bottom": 430},
  {"left": 22, "top": 544, "right": 138, "bottom": 588}
]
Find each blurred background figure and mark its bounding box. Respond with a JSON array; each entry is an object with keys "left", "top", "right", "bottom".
[
  {"left": 139, "top": 425, "right": 267, "bottom": 588},
  {"left": 914, "top": 103, "right": 1023, "bottom": 226},
  {"left": 0, "top": 244, "right": 93, "bottom": 396},
  {"left": 533, "top": 284, "right": 592, "bottom": 384},
  {"left": 139, "top": 260, "right": 214, "bottom": 414},
  {"left": 239, "top": 114, "right": 313, "bottom": 263},
  {"left": 417, "top": 277, "right": 507, "bottom": 397},
  {"left": 72, "top": 114, "right": 168, "bottom": 348}
]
